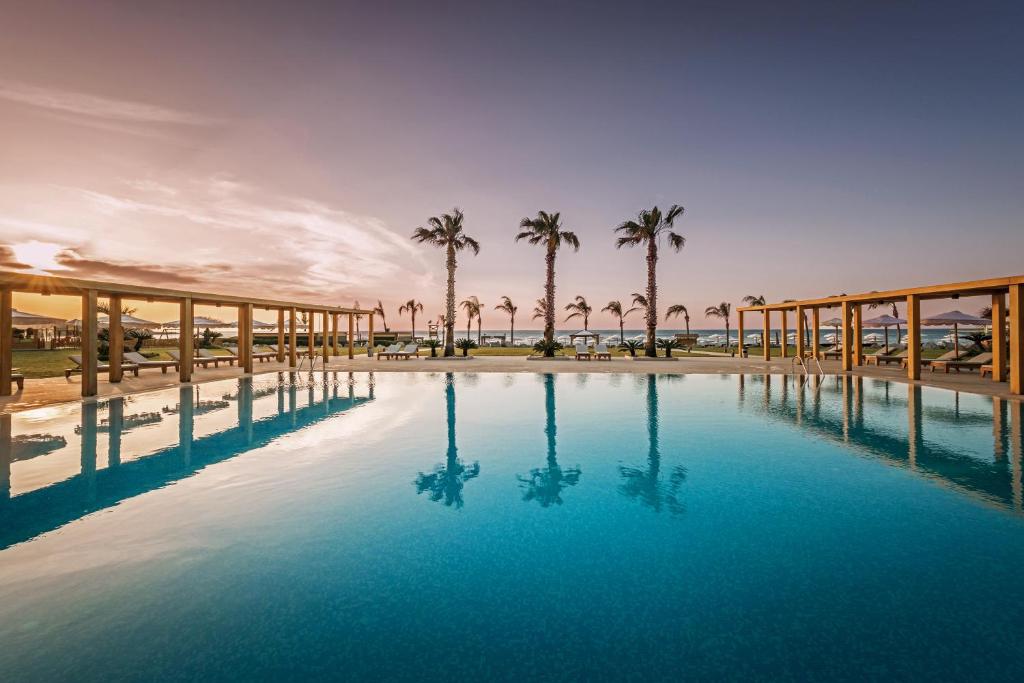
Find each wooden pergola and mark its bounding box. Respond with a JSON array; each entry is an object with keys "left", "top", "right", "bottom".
[
  {"left": 737, "top": 274, "right": 1024, "bottom": 395},
  {"left": 0, "top": 271, "right": 376, "bottom": 398}
]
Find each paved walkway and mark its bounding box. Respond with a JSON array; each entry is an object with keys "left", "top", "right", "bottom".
[{"left": 2, "top": 354, "right": 1018, "bottom": 413}]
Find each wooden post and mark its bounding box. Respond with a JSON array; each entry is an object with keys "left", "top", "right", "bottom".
[
  {"left": 108, "top": 295, "right": 123, "bottom": 383},
  {"left": 1009, "top": 284, "right": 1023, "bottom": 395},
  {"left": 347, "top": 313, "right": 354, "bottom": 359},
  {"left": 81, "top": 289, "right": 98, "bottom": 397},
  {"left": 811, "top": 307, "right": 820, "bottom": 360},
  {"left": 179, "top": 297, "right": 193, "bottom": 382},
  {"left": 762, "top": 309, "right": 771, "bottom": 361},
  {"left": 288, "top": 307, "right": 298, "bottom": 367},
  {"left": 0, "top": 288, "right": 12, "bottom": 396},
  {"left": 907, "top": 294, "right": 921, "bottom": 381},
  {"left": 852, "top": 304, "right": 863, "bottom": 367},
  {"left": 795, "top": 306, "right": 805, "bottom": 359},
  {"left": 737, "top": 310, "right": 745, "bottom": 358},
  {"left": 368, "top": 310, "right": 375, "bottom": 357},
  {"left": 276, "top": 309, "right": 285, "bottom": 363},
  {"left": 992, "top": 292, "right": 1006, "bottom": 382},
  {"left": 780, "top": 309, "right": 788, "bottom": 358},
  {"left": 307, "top": 311, "right": 315, "bottom": 358},
  {"left": 331, "top": 313, "right": 339, "bottom": 356},
  {"left": 240, "top": 303, "right": 254, "bottom": 373},
  {"left": 322, "top": 310, "right": 330, "bottom": 362},
  {"left": 840, "top": 300, "right": 852, "bottom": 372}
]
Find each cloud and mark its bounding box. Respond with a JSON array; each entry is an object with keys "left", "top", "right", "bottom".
[
  {"left": 0, "top": 245, "right": 31, "bottom": 270},
  {"left": 0, "top": 80, "right": 218, "bottom": 125}
]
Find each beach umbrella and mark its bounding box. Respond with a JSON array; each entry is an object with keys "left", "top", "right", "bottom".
[
  {"left": 821, "top": 317, "right": 842, "bottom": 346},
  {"left": 12, "top": 308, "right": 65, "bottom": 328},
  {"left": 251, "top": 319, "right": 275, "bottom": 329},
  {"left": 921, "top": 310, "right": 988, "bottom": 357},
  {"left": 163, "top": 316, "right": 227, "bottom": 328},
  {"left": 67, "top": 313, "right": 161, "bottom": 330},
  {"left": 863, "top": 314, "right": 906, "bottom": 353}
]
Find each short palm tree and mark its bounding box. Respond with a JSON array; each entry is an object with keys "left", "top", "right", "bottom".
[
  {"left": 516, "top": 211, "right": 580, "bottom": 350},
  {"left": 665, "top": 304, "right": 690, "bottom": 335},
  {"left": 563, "top": 295, "right": 593, "bottom": 330},
  {"left": 742, "top": 295, "right": 766, "bottom": 347},
  {"left": 412, "top": 208, "right": 480, "bottom": 357},
  {"left": 495, "top": 296, "right": 517, "bottom": 347},
  {"left": 398, "top": 299, "right": 424, "bottom": 340},
  {"left": 460, "top": 296, "right": 482, "bottom": 341},
  {"left": 603, "top": 300, "right": 637, "bottom": 345},
  {"left": 704, "top": 302, "right": 733, "bottom": 350},
  {"left": 656, "top": 337, "right": 682, "bottom": 358},
  {"left": 620, "top": 339, "right": 643, "bottom": 357},
  {"left": 614, "top": 205, "right": 686, "bottom": 357}
]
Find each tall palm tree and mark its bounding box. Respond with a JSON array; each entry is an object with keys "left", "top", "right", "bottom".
[
  {"left": 665, "top": 304, "right": 690, "bottom": 335},
  {"left": 518, "top": 374, "right": 581, "bottom": 506},
  {"left": 415, "top": 373, "right": 480, "bottom": 508},
  {"left": 412, "top": 208, "right": 480, "bottom": 356},
  {"left": 495, "top": 296, "right": 518, "bottom": 347},
  {"left": 704, "top": 302, "right": 733, "bottom": 350},
  {"left": 602, "top": 300, "right": 637, "bottom": 344},
  {"left": 460, "top": 295, "right": 481, "bottom": 341},
  {"left": 515, "top": 211, "right": 580, "bottom": 350},
  {"left": 614, "top": 205, "right": 686, "bottom": 357},
  {"left": 398, "top": 299, "right": 424, "bottom": 340},
  {"left": 619, "top": 375, "right": 686, "bottom": 514},
  {"left": 742, "top": 295, "right": 766, "bottom": 347},
  {"left": 563, "top": 295, "right": 593, "bottom": 330},
  {"left": 373, "top": 300, "right": 389, "bottom": 332}
]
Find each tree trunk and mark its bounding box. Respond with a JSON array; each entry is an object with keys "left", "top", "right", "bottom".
[
  {"left": 510, "top": 315, "right": 514, "bottom": 349},
  {"left": 645, "top": 240, "right": 658, "bottom": 357},
  {"left": 444, "top": 245, "right": 456, "bottom": 357},
  {"left": 685, "top": 316, "right": 690, "bottom": 336},
  {"left": 411, "top": 311, "right": 416, "bottom": 342},
  {"left": 544, "top": 245, "right": 556, "bottom": 350},
  {"left": 726, "top": 321, "right": 731, "bottom": 352},
  {"left": 477, "top": 317, "right": 482, "bottom": 345},
  {"left": 619, "top": 319, "right": 624, "bottom": 346}
]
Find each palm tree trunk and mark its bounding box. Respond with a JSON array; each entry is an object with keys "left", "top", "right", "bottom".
[
  {"left": 645, "top": 241, "right": 658, "bottom": 357},
  {"left": 685, "top": 316, "right": 690, "bottom": 336},
  {"left": 544, "top": 246, "right": 556, "bottom": 346},
  {"left": 444, "top": 245, "right": 456, "bottom": 356},
  {"left": 619, "top": 318, "right": 624, "bottom": 346},
  {"left": 510, "top": 315, "right": 514, "bottom": 349},
  {"left": 411, "top": 311, "right": 416, "bottom": 341},
  {"left": 726, "top": 321, "right": 731, "bottom": 352},
  {"left": 477, "top": 316, "right": 482, "bottom": 345}
]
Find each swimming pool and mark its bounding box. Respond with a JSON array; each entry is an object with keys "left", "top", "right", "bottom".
[{"left": 1, "top": 371, "right": 1022, "bottom": 680}]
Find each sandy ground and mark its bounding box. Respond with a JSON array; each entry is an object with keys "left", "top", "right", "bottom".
[{"left": 2, "top": 352, "right": 1018, "bottom": 413}]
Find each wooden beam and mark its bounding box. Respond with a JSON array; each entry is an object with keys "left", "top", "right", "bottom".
[
  {"left": 762, "top": 310, "right": 770, "bottom": 361},
  {"left": 780, "top": 310, "right": 788, "bottom": 358},
  {"left": 992, "top": 293, "right": 1006, "bottom": 382},
  {"left": 0, "top": 289, "right": 11, "bottom": 396},
  {"left": 852, "top": 304, "right": 863, "bottom": 367},
  {"left": 108, "top": 295, "right": 123, "bottom": 383},
  {"left": 737, "top": 310, "right": 745, "bottom": 358},
  {"left": 331, "top": 313, "right": 339, "bottom": 356},
  {"left": 907, "top": 293, "right": 921, "bottom": 381},
  {"left": 307, "top": 311, "right": 315, "bottom": 359},
  {"left": 1010, "top": 284, "right": 1023, "bottom": 395},
  {"left": 81, "top": 289, "right": 98, "bottom": 397},
  {"left": 240, "top": 303, "right": 254, "bottom": 373},
  {"left": 811, "top": 307, "right": 820, "bottom": 360},
  {"left": 288, "top": 307, "right": 297, "bottom": 368},
  {"left": 179, "top": 297, "right": 193, "bottom": 383},
  {"left": 368, "top": 310, "right": 375, "bottom": 356},
  {"left": 347, "top": 313, "right": 354, "bottom": 359},
  {"left": 276, "top": 309, "right": 285, "bottom": 362},
  {"left": 840, "top": 300, "right": 852, "bottom": 371},
  {"left": 795, "top": 305, "right": 805, "bottom": 359},
  {"left": 322, "top": 310, "right": 330, "bottom": 362}
]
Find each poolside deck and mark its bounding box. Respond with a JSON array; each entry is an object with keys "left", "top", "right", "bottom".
[{"left": 3, "top": 354, "right": 1018, "bottom": 413}]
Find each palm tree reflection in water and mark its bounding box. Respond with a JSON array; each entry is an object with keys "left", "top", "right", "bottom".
[
  {"left": 518, "top": 374, "right": 582, "bottom": 507},
  {"left": 415, "top": 373, "right": 480, "bottom": 508},
  {"left": 619, "top": 375, "right": 687, "bottom": 514}
]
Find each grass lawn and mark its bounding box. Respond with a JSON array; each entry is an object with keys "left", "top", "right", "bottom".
[{"left": 12, "top": 346, "right": 237, "bottom": 378}]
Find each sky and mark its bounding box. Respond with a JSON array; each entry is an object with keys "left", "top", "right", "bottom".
[{"left": 1, "top": 0, "right": 1022, "bottom": 327}]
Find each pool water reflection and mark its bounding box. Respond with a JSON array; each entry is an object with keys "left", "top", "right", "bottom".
[{"left": 1, "top": 371, "right": 1022, "bottom": 680}]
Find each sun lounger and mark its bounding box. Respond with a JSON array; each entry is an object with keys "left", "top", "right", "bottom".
[
  {"left": 822, "top": 345, "right": 843, "bottom": 360},
  {"left": 227, "top": 346, "right": 276, "bottom": 362},
  {"left": 594, "top": 343, "right": 612, "bottom": 360},
  {"left": 923, "top": 348, "right": 971, "bottom": 371},
  {"left": 863, "top": 345, "right": 905, "bottom": 365},
  {"left": 981, "top": 364, "right": 994, "bottom": 378},
  {"left": 931, "top": 352, "right": 993, "bottom": 374},
  {"left": 574, "top": 343, "right": 591, "bottom": 360},
  {"left": 168, "top": 349, "right": 217, "bottom": 368},
  {"left": 378, "top": 343, "right": 403, "bottom": 359},
  {"left": 197, "top": 348, "right": 237, "bottom": 366},
  {"left": 392, "top": 343, "right": 420, "bottom": 359},
  {"left": 64, "top": 355, "right": 140, "bottom": 379},
  {"left": 11, "top": 370, "right": 24, "bottom": 391},
  {"left": 124, "top": 351, "right": 179, "bottom": 374}
]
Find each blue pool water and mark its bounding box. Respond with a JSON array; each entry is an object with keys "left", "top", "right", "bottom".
[{"left": 1, "top": 371, "right": 1022, "bottom": 681}]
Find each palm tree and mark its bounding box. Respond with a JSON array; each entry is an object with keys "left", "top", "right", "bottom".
[
  {"left": 373, "top": 300, "right": 389, "bottom": 332},
  {"left": 98, "top": 301, "right": 139, "bottom": 316},
  {"left": 742, "top": 295, "right": 766, "bottom": 348},
  {"left": 412, "top": 208, "right": 480, "bottom": 357},
  {"left": 515, "top": 211, "right": 580, "bottom": 351},
  {"left": 518, "top": 374, "right": 581, "bottom": 506},
  {"left": 563, "top": 295, "right": 593, "bottom": 330},
  {"left": 460, "top": 296, "right": 482, "bottom": 342},
  {"left": 704, "top": 302, "right": 733, "bottom": 350},
  {"left": 352, "top": 302, "right": 362, "bottom": 343},
  {"left": 415, "top": 373, "right": 480, "bottom": 507},
  {"left": 619, "top": 375, "right": 686, "bottom": 514},
  {"left": 602, "top": 300, "right": 637, "bottom": 345},
  {"left": 398, "top": 299, "right": 424, "bottom": 340},
  {"left": 614, "top": 205, "right": 685, "bottom": 357},
  {"left": 867, "top": 301, "right": 903, "bottom": 350},
  {"left": 495, "top": 296, "right": 517, "bottom": 347},
  {"left": 665, "top": 304, "right": 690, "bottom": 335}
]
